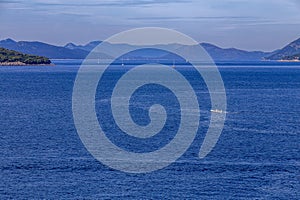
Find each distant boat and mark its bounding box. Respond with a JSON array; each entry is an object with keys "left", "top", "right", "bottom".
[
  {"left": 121, "top": 58, "right": 124, "bottom": 67},
  {"left": 172, "top": 60, "right": 175, "bottom": 68},
  {"left": 210, "top": 109, "right": 226, "bottom": 114}
]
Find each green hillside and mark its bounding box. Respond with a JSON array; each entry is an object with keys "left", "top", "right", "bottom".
[{"left": 0, "top": 47, "right": 51, "bottom": 65}]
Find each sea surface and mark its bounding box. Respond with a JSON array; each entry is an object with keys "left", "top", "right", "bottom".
[{"left": 0, "top": 61, "right": 299, "bottom": 199}]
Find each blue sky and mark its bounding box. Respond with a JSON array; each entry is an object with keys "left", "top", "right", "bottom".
[{"left": 1, "top": 0, "right": 300, "bottom": 51}]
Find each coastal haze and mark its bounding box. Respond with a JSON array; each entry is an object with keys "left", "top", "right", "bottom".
[{"left": 0, "top": 0, "right": 300, "bottom": 199}]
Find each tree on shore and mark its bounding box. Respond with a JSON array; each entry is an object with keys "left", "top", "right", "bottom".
[{"left": 0, "top": 47, "right": 51, "bottom": 64}]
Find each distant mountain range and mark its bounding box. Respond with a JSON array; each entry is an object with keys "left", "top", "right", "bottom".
[
  {"left": 0, "top": 37, "right": 300, "bottom": 62},
  {"left": 0, "top": 39, "right": 88, "bottom": 59}
]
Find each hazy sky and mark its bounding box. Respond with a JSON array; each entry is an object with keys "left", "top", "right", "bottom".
[{"left": 1, "top": 0, "right": 300, "bottom": 51}]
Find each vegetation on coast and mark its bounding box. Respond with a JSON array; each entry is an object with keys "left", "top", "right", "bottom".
[{"left": 0, "top": 47, "right": 51, "bottom": 65}]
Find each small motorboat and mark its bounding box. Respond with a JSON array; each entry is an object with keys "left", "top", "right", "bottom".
[{"left": 210, "top": 109, "right": 226, "bottom": 113}]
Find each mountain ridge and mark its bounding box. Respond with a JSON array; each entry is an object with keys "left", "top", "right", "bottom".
[
  {"left": 0, "top": 37, "right": 299, "bottom": 61},
  {"left": 266, "top": 38, "right": 300, "bottom": 60},
  {"left": 0, "top": 39, "right": 89, "bottom": 59}
]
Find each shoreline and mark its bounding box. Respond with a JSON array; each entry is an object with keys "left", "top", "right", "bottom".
[
  {"left": 277, "top": 59, "right": 300, "bottom": 62},
  {"left": 0, "top": 61, "right": 54, "bottom": 66}
]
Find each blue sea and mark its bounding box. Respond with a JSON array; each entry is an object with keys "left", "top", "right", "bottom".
[{"left": 0, "top": 61, "right": 299, "bottom": 199}]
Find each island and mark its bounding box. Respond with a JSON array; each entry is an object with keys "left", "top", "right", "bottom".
[{"left": 0, "top": 47, "right": 52, "bottom": 66}]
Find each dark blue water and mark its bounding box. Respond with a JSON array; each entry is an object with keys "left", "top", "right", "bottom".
[{"left": 0, "top": 64, "right": 299, "bottom": 199}]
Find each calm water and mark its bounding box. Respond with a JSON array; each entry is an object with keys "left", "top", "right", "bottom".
[{"left": 0, "top": 63, "right": 299, "bottom": 199}]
